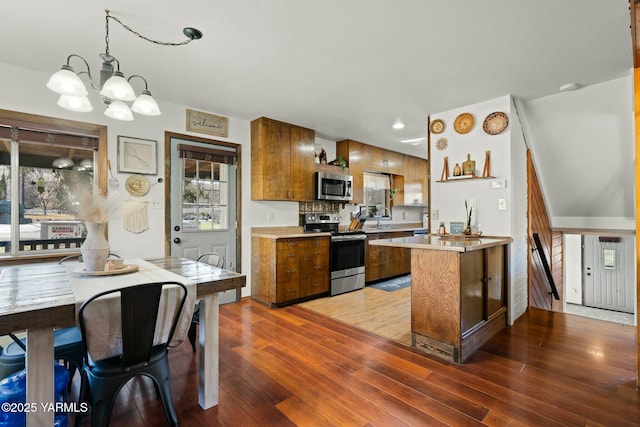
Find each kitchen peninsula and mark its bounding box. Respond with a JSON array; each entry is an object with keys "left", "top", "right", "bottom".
[{"left": 370, "top": 234, "right": 512, "bottom": 363}]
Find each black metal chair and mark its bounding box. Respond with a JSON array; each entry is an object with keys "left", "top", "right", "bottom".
[
  {"left": 187, "top": 253, "right": 225, "bottom": 352},
  {"left": 76, "top": 281, "right": 188, "bottom": 427}
]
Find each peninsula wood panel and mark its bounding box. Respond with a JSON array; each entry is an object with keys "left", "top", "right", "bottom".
[
  {"left": 411, "top": 248, "right": 460, "bottom": 344},
  {"left": 410, "top": 242, "right": 509, "bottom": 364},
  {"left": 527, "top": 150, "right": 563, "bottom": 311},
  {"left": 634, "top": 66, "right": 640, "bottom": 387}
]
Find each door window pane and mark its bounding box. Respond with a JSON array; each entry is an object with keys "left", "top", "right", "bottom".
[{"left": 182, "top": 159, "right": 229, "bottom": 231}]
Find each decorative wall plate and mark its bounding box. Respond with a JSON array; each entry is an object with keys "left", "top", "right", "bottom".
[
  {"left": 429, "top": 119, "right": 445, "bottom": 134},
  {"left": 483, "top": 112, "right": 509, "bottom": 135},
  {"left": 125, "top": 174, "right": 150, "bottom": 197},
  {"left": 454, "top": 113, "right": 474, "bottom": 134},
  {"left": 435, "top": 137, "right": 448, "bottom": 150}
]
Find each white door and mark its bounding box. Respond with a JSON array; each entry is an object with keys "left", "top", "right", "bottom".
[
  {"left": 169, "top": 136, "right": 238, "bottom": 304},
  {"left": 583, "top": 235, "right": 635, "bottom": 313}
]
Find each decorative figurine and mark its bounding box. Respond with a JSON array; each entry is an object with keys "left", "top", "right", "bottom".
[{"left": 462, "top": 153, "right": 475, "bottom": 176}]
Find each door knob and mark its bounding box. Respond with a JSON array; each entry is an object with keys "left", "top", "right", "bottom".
[
  {"left": 173, "top": 237, "right": 181, "bottom": 244},
  {"left": 174, "top": 225, "right": 181, "bottom": 231}
]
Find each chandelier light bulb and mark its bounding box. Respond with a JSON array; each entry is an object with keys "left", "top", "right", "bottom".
[
  {"left": 100, "top": 70, "right": 136, "bottom": 101},
  {"left": 131, "top": 91, "right": 161, "bottom": 116},
  {"left": 104, "top": 100, "right": 134, "bottom": 121},
  {"left": 47, "top": 65, "right": 88, "bottom": 96},
  {"left": 57, "top": 95, "right": 93, "bottom": 112}
]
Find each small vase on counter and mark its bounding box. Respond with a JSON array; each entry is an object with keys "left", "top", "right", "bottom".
[{"left": 81, "top": 222, "right": 110, "bottom": 272}]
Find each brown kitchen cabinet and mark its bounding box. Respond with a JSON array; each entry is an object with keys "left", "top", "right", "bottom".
[
  {"left": 251, "top": 235, "right": 329, "bottom": 307},
  {"left": 411, "top": 243, "right": 508, "bottom": 364},
  {"left": 337, "top": 139, "right": 427, "bottom": 205},
  {"left": 336, "top": 139, "right": 365, "bottom": 204},
  {"left": 365, "top": 231, "right": 413, "bottom": 282},
  {"left": 251, "top": 117, "right": 315, "bottom": 201},
  {"left": 398, "top": 155, "right": 428, "bottom": 205}
]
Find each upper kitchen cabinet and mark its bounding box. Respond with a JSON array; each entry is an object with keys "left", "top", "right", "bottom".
[
  {"left": 251, "top": 117, "right": 315, "bottom": 201},
  {"left": 336, "top": 139, "right": 365, "bottom": 204},
  {"left": 398, "top": 154, "right": 428, "bottom": 206},
  {"left": 368, "top": 146, "right": 404, "bottom": 175},
  {"left": 337, "top": 139, "right": 427, "bottom": 206}
]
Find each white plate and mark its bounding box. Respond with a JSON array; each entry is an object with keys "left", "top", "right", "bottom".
[{"left": 72, "top": 264, "right": 139, "bottom": 276}]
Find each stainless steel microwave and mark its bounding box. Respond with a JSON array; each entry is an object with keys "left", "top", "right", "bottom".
[{"left": 315, "top": 171, "right": 353, "bottom": 202}]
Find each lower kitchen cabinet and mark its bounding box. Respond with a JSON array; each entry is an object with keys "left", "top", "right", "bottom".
[
  {"left": 365, "top": 231, "right": 412, "bottom": 283},
  {"left": 411, "top": 243, "right": 508, "bottom": 364},
  {"left": 252, "top": 236, "right": 329, "bottom": 307}
]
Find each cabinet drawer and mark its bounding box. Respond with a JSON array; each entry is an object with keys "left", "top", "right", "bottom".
[
  {"left": 299, "top": 237, "right": 329, "bottom": 248},
  {"left": 300, "top": 259, "right": 329, "bottom": 276},
  {"left": 301, "top": 273, "right": 329, "bottom": 296},
  {"left": 276, "top": 265, "right": 300, "bottom": 302}
]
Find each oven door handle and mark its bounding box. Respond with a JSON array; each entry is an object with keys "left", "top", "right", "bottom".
[{"left": 331, "top": 235, "right": 367, "bottom": 242}]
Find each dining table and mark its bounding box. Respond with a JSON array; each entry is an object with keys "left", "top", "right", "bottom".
[{"left": 0, "top": 256, "right": 246, "bottom": 426}]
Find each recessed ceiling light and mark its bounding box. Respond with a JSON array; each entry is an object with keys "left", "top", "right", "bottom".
[
  {"left": 392, "top": 121, "right": 405, "bottom": 130},
  {"left": 400, "top": 137, "right": 425, "bottom": 144},
  {"left": 559, "top": 82, "right": 579, "bottom": 92}
]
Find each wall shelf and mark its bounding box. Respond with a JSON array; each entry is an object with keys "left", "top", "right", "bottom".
[{"left": 436, "top": 175, "right": 495, "bottom": 183}]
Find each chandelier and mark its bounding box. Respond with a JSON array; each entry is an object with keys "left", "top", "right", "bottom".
[{"left": 46, "top": 10, "right": 202, "bottom": 121}]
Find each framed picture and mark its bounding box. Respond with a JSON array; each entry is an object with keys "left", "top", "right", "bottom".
[
  {"left": 117, "top": 136, "right": 157, "bottom": 175},
  {"left": 186, "top": 109, "right": 228, "bottom": 137},
  {"left": 449, "top": 221, "right": 464, "bottom": 235}
]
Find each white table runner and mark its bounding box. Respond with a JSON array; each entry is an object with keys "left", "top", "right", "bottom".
[{"left": 65, "top": 258, "right": 195, "bottom": 361}]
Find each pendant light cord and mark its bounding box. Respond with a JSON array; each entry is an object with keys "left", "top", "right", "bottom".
[{"left": 105, "top": 9, "right": 199, "bottom": 53}]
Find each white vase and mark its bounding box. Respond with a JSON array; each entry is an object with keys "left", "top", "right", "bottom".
[{"left": 81, "top": 222, "right": 110, "bottom": 272}]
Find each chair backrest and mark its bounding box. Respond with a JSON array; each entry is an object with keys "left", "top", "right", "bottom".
[
  {"left": 78, "top": 281, "right": 187, "bottom": 368},
  {"left": 196, "top": 252, "right": 225, "bottom": 268}
]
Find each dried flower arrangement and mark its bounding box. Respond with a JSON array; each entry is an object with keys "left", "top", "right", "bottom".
[{"left": 59, "top": 170, "right": 109, "bottom": 223}]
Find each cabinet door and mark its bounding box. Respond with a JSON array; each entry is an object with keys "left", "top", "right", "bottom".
[
  {"left": 460, "top": 250, "right": 485, "bottom": 334},
  {"left": 252, "top": 118, "right": 292, "bottom": 200},
  {"left": 485, "top": 245, "right": 505, "bottom": 317},
  {"left": 289, "top": 126, "right": 315, "bottom": 201}
]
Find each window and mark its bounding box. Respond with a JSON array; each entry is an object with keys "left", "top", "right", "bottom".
[
  {"left": 0, "top": 110, "right": 106, "bottom": 257},
  {"left": 178, "top": 144, "right": 234, "bottom": 232},
  {"left": 363, "top": 172, "right": 392, "bottom": 219}
]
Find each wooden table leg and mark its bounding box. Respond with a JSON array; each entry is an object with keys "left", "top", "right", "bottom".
[
  {"left": 198, "top": 293, "right": 219, "bottom": 409},
  {"left": 26, "top": 328, "right": 54, "bottom": 426}
]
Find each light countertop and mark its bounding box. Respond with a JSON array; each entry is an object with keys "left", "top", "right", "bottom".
[
  {"left": 251, "top": 225, "right": 426, "bottom": 239},
  {"left": 368, "top": 234, "right": 513, "bottom": 252}
]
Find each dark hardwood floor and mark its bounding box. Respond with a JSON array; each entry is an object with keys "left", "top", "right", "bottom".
[{"left": 71, "top": 301, "right": 639, "bottom": 426}]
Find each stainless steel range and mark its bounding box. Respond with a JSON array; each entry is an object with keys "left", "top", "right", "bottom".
[{"left": 302, "top": 213, "right": 366, "bottom": 296}]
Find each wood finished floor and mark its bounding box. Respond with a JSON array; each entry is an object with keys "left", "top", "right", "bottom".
[{"left": 69, "top": 300, "right": 639, "bottom": 427}]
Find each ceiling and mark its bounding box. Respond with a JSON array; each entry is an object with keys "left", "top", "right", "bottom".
[{"left": 0, "top": 1, "right": 633, "bottom": 158}]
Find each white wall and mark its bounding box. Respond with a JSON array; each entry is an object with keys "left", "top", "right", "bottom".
[
  {"left": 564, "top": 234, "right": 583, "bottom": 304},
  {"left": 519, "top": 75, "right": 634, "bottom": 231},
  {"left": 429, "top": 96, "right": 512, "bottom": 235},
  {"left": 429, "top": 95, "right": 528, "bottom": 324}
]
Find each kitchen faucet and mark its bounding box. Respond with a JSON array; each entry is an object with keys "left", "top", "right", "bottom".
[{"left": 376, "top": 207, "right": 392, "bottom": 228}]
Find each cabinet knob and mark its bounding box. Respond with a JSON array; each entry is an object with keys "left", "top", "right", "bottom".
[{"left": 173, "top": 237, "right": 181, "bottom": 244}]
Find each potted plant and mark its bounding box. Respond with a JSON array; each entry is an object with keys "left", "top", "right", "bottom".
[{"left": 463, "top": 200, "right": 472, "bottom": 235}]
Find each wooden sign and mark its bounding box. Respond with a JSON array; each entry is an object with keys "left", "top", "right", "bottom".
[{"left": 186, "top": 109, "right": 228, "bottom": 137}]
